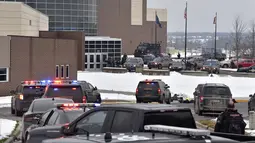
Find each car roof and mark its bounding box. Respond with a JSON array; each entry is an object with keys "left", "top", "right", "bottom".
[
  {"left": 203, "top": 83, "right": 228, "bottom": 87},
  {"left": 99, "top": 103, "right": 191, "bottom": 111},
  {"left": 33, "top": 98, "right": 73, "bottom": 102},
  {"left": 140, "top": 79, "right": 162, "bottom": 82}
]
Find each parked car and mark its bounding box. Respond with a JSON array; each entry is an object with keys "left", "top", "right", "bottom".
[
  {"left": 235, "top": 58, "right": 255, "bottom": 68},
  {"left": 78, "top": 81, "right": 101, "bottom": 103},
  {"left": 201, "top": 59, "right": 220, "bottom": 74},
  {"left": 169, "top": 59, "right": 185, "bottom": 71},
  {"left": 142, "top": 54, "right": 155, "bottom": 64},
  {"left": 123, "top": 57, "right": 144, "bottom": 72},
  {"left": 237, "top": 64, "right": 255, "bottom": 73},
  {"left": 148, "top": 56, "right": 172, "bottom": 69},
  {"left": 187, "top": 56, "right": 205, "bottom": 69}
]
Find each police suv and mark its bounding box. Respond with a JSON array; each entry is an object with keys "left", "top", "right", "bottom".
[
  {"left": 11, "top": 80, "right": 47, "bottom": 116},
  {"left": 42, "top": 125, "right": 244, "bottom": 143},
  {"left": 41, "top": 80, "right": 87, "bottom": 103},
  {"left": 24, "top": 103, "right": 197, "bottom": 143},
  {"left": 24, "top": 103, "right": 91, "bottom": 143}
]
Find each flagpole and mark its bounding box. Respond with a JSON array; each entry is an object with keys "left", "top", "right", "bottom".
[
  {"left": 184, "top": 1, "right": 188, "bottom": 69},
  {"left": 214, "top": 12, "right": 217, "bottom": 59},
  {"left": 155, "top": 11, "right": 158, "bottom": 50}
]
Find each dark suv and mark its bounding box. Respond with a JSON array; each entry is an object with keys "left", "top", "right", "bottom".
[
  {"left": 193, "top": 83, "right": 232, "bottom": 115},
  {"left": 135, "top": 79, "right": 171, "bottom": 104},
  {"left": 41, "top": 80, "right": 86, "bottom": 103},
  {"left": 11, "top": 80, "right": 46, "bottom": 116},
  {"left": 78, "top": 81, "right": 101, "bottom": 103}
]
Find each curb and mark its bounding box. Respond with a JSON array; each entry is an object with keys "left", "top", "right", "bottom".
[
  {"left": 4, "top": 121, "right": 22, "bottom": 143},
  {"left": 195, "top": 121, "right": 214, "bottom": 132}
]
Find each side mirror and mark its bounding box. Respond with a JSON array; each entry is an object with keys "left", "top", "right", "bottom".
[
  {"left": 10, "top": 90, "right": 15, "bottom": 94},
  {"left": 94, "top": 86, "right": 98, "bottom": 90},
  {"left": 60, "top": 124, "right": 72, "bottom": 135},
  {"left": 249, "top": 94, "right": 253, "bottom": 98},
  {"left": 164, "top": 85, "right": 170, "bottom": 89}
]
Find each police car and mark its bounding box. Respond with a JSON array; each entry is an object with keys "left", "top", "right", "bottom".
[
  {"left": 23, "top": 103, "right": 92, "bottom": 143},
  {"left": 21, "top": 98, "right": 74, "bottom": 143},
  {"left": 42, "top": 125, "right": 242, "bottom": 143},
  {"left": 23, "top": 103, "right": 197, "bottom": 143},
  {"left": 41, "top": 80, "right": 87, "bottom": 103},
  {"left": 11, "top": 80, "right": 47, "bottom": 116}
]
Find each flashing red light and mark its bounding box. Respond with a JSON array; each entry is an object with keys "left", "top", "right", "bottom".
[
  {"left": 200, "top": 96, "right": 204, "bottom": 102},
  {"left": 82, "top": 96, "right": 87, "bottom": 103},
  {"left": 72, "top": 88, "right": 77, "bottom": 90},
  {"left": 136, "top": 88, "right": 138, "bottom": 94},
  {"left": 54, "top": 80, "right": 62, "bottom": 84},
  {"left": 62, "top": 103, "right": 79, "bottom": 107},
  {"left": 158, "top": 88, "right": 161, "bottom": 94}
]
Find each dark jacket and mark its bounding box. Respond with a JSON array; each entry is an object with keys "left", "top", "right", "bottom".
[{"left": 214, "top": 109, "right": 246, "bottom": 135}]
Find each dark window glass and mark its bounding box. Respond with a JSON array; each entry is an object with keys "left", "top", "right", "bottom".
[
  {"left": 47, "top": 10, "right": 55, "bottom": 15},
  {"left": 64, "top": 11, "right": 71, "bottom": 15},
  {"left": 203, "top": 87, "right": 231, "bottom": 96},
  {"left": 55, "top": 66, "right": 59, "bottom": 78},
  {"left": 64, "top": 16, "right": 71, "bottom": 21},
  {"left": 90, "top": 55, "right": 94, "bottom": 62},
  {"left": 96, "top": 55, "right": 100, "bottom": 62},
  {"left": 64, "top": 23, "right": 71, "bottom": 27},
  {"left": 37, "top": 0, "right": 46, "bottom": 2},
  {"left": 96, "top": 64, "right": 100, "bottom": 69},
  {"left": 65, "top": 110, "right": 83, "bottom": 122},
  {"left": 143, "top": 111, "right": 196, "bottom": 129},
  {"left": 66, "top": 65, "right": 69, "bottom": 78},
  {"left": 64, "top": 4, "right": 71, "bottom": 9},
  {"left": 23, "top": 86, "right": 46, "bottom": 95},
  {"left": 0, "top": 68, "right": 7, "bottom": 74},
  {"left": 56, "top": 10, "right": 63, "bottom": 15},
  {"left": 85, "top": 64, "right": 87, "bottom": 69},
  {"left": 47, "top": 112, "right": 59, "bottom": 125},
  {"left": 47, "top": 3, "right": 55, "bottom": 9},
  {"left": 37, "top": 3, "right": 46, "bottom": 8},
  {"left": 56, "top": 22, "right": 63, "bottom": 27},
  {"left": 46, "top": 85, "right": 83, "bottom": 97},
  {"left": 76, "top": 111, "right": 108, "bottom": 133},
  {"left": 39, "top": 110, "right": 52, "bottom": 125},
  {"left": 61, "top": 65, "right": 64, "bottom": 78},
  {"left": 32, "top": 99, "right": 73, "bottom": 112},
  {"left": 85, "top": 55, "right": 87, "bottom": 62},
  {"left": 56, "top": 4, "right": 64, "bottom": 9},
  {"left": 111, "top": 111, "right": 133, "bottom": 132},
  {"left": 56, "top": 16, "right": 64, "bottom": 21},
  {"left": 90, "top": 64, "right": 94, "bottom": 68},
  {"left": 71, "top": 4, "right": 77, "bottom": 9},
  {"left": 27, "top": 3, "right": 36, "bottom": 8},
  {"left": 0, "top": 75, "right": 6, "bottom": 81},
  {"left": 56, "top": 0, "right": 63, "bottom": 3}
]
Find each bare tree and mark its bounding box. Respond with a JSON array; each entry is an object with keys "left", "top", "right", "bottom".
[
  {"left": 231, "top": 16, "right": 246, "bottom": 67},
  {"left": 247, "top": 20, "right": 255, "bottom": 57}
]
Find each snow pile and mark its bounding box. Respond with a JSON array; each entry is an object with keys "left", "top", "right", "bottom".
[
  {"left": 0, "top": 96, "right": 11, "bottom": 108},
  {"left": 101, "top": 93, "right": 135, "bottom": 101},
  {"left": 78, "top": 71, "right": 255, "bottom": 98},
  {"left": 0, "top": 119, "right": 16, "bottom": 139}
]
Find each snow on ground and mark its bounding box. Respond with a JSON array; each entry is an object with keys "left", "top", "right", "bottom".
[
  {"left": 0, "top": 119, "right": 16, "bottom": 139},
  {"left": 101, "top": 93, "right": 135, "bottom": 101},
  {"left": 220, "top": 68, "right": 238, "bottom": 72},
  {"left": 0, "top": 96, "right": 11, "bottom": 108},
  {"left": 78, "top": 71, "right": 255, "bottom": 98}
]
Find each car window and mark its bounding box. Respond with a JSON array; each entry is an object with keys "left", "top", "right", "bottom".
[
  {"left": 111, "top": 111, "right": 133, "bottom": 133},
  {"left": 23, "top": 86, "right": 46, "bottom": 95},
  {"left": 32, "top": 100, "right": 73, "bottom": 112},
  {"left": 46, "top": 112, "right": 59, "bottom": 125},
  {"left": 46, "top": 85, "right": 83, "bottom": 97},
  {"left": 203, "top": 87, "right": 231, "bottom": 96},
  {"left": 39, "top": 110, "right": 53, "bottom": 125},
  {"left": 76, "top": 111, "right": 108, "bottom": 134},
  {"left": 16, "top": 85, "right": 22, "bottom": 93},
  {"left": 88, "top": 83, "right": 94, "bottom": 90}
]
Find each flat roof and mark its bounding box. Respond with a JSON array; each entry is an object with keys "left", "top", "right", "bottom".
[{"left": 85, "top": 36, "right": 121, "bottom": 41}]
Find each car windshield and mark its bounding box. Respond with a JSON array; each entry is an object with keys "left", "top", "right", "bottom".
[
  {"left": 47, "top": 85, "right": 83, "bottom": 97},
  {"left": 23, "top": 86, "right": 46, "bottom": 95},
  {"left": 143, "top": 110, "right": 196, "bottom": 129},
  {"left": 204, "top": 60, "right": 218, "bottom": 66},
  {"left": 203, "top": 86, "right": 231, "bottom": 96},
  {"left": 32, "top": 100, "right": 73, "bottom": 112},
  {"left": 126, "top": 58, "right": 139, "bottom": 63}
]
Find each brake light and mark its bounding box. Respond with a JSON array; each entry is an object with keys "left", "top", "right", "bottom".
[
  {"left": 83, "top": 96, "right": 87, "bottom": 103},
  {"left": 136, "top": 88, "right": 138, "bottom": 94},
  {"left": 200, "top": 96, "right": 204, "bottom": 102},
  {"left": 158, "top": 88, "right": 161, "bottom": 94},
  {"left": 19, "top": 94, "right": 24, "bottom": 100}
]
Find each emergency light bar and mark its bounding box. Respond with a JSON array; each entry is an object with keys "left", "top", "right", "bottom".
[
  {"left": 144, "top": 125, "right": 210, "bottom": 137},
  {"left": 21, "top": 80, "right": 49, "bottom": 85},
  {"left": 49, "top": 80, "right": 78, "bottom": 85},
  {"left": 21, "top": 80, "right": 78, "bottom": 85},
  {"left": 55, "top": 103, "right": 101, "bottom": 109}
]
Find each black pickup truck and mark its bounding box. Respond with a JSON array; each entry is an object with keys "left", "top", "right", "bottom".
[{"left": 26, "top": 103, "right": 197, "bottom": 143}]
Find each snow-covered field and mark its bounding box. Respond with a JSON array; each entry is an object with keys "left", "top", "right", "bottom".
[
  {"left": 0, "top": 119, "right": 16, "bottom": 140},
  {"left": 78, "top": 71, "right": 255, "bottom": 98}
]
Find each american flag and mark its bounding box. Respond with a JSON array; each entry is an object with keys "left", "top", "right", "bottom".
[{"left": 184, "top": 2, "right": 187, "bottom": 19}]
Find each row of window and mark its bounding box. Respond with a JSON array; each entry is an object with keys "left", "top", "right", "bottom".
[
  {"left": 9, "top": 0, "right": 96, "bottom": 4},
  {"left": 0, "top": 68, "right": 8, "bottom": 82},
  {"left": 33, "top": 4, "right": 97, "bottom": 10},
  {"left": 55, "top": 65, "right": 69, "bottom": 79},
  {"left": 86, "top": 41, "right": 121, "bottom": 44}
]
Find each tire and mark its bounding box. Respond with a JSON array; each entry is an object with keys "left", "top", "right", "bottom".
[
  {"left": 15, "top": 105, "right": 22, "bottom": 117},
  {"left": 158, "top": 64, "right": 163, "bottom": 69},
  {"left": 223, "top": 64, "right": 229, "bottom": 68}
]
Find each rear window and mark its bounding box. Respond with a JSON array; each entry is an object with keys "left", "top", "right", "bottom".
[
  {"left": 203, "top": 86, "right": 231, "bottom": 96},
  {"left": 143, "top": 110, "right": 196, "bottom": 129},
  {"left": 23, "top": 86, "right": 46, "bottom": 95},
  {"left": 65, "top": 110, "right": 84, "bottom": 122},
  {"left": 32, "top": 99, "right": 73, "bottom": 112},
  {"left": 138, "top": 82, "right": 159, "bottom": 90},
  {"left": 47, "top": 85, "right": 83, "bottom": 97}
]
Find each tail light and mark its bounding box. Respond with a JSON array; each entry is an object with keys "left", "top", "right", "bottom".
[
  {"left": 82, "top": 96, "right": 87, "bottom": 103},
  {"left": 136, "top": 88, "right": 138, "bottom": 94},
  {"left": 158, "top": 88, "right": 161, "bottom": 94},
  {"left": 19, "top": 94, "right": 24, "bottom": 100},
  {"left": 200, "top": 96, "right": 204, "bottom": 102}
]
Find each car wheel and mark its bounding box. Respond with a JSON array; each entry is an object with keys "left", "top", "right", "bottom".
[
  {"left": 11, "top": 102, "right": 15, "bottom": 114},
  {"left": 158, "top": 64, "right": 163, "bottom": 69},
  {"left": 223, "top": 64, "right": 229, "bottom": 68},
  {"left": 15, "top": 105, "right": 22, "bottom": 117}
]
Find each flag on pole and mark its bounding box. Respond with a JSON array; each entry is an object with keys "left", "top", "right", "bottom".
[
  {"left": 155, "top": 12, "right": 162, "bottom": 28},
  {"left": 213, "top": 13, "right": 217, "bottom": 24},
  {"left": 184, "top": 3, "right": 187, "bottom": 19}
]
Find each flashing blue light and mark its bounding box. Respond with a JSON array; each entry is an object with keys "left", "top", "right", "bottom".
[
  {"left": 41, "top": 80, "right": 46, "bottom": 83},
  {"left": 47, "top": 80, "right": 51, "bottom": 83},
  {"left": 94, "top": 103, "right": 101, "bottom": 107},
  {"left": 54, "top": 88, "right": 58, "bottom": 91},
  {"left": 151, "top": 83, "right": 154, "bottom": 85},
  {"left": 29, "top": 87, "right": 33, "bottom": 89},
  {"left": 72, "top": 80, "right": 77, "bottom": 83}
]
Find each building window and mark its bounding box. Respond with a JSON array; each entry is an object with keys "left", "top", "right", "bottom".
[
  {"left": 55, "top": 65, "right": 59, "bottom": 79},
  {"left": 60, "top": 65, "right": 64, "bottom": 79},
  {"left": 66, "top": 65, "right": 69, "bottom": 79},
  {"left": 0, "top": 68, "right": 8, "bottom": 82}
]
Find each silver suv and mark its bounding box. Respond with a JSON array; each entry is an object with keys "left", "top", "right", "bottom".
[
  {"left": 148, "top": 57, "right": 173, "bottom": 69},
  {"left": 124, "top": 57, "right": 144, "bottom": 72}
]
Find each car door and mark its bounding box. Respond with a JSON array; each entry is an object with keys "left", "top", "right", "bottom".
[
  {"left": 74, "top": 110, "right": 112, "bottom": 134},
  {"left": 88, "top": 83, "right": 96, "bottom": 96},
  {"left": 110, "top": 110, "right": 136, "bottom": 133},
  {"left": 45, "top": 111, "right": 63, "bottom": 138}
]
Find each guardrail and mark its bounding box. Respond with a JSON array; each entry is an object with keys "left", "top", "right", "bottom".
[
  {"left": 179, "top": 70, "right": 208, "bottom": 76},
  {"left": 102, "top": 67, "right": 127, "bottom": 73},
  {"left": 142, "top": 69, "right": 170, "bottom": 76},
  {"left": 220, "top": 70, "right": 255, "bottom": 78}
]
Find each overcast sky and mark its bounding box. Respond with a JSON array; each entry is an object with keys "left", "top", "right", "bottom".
[{"left": 147, "top": 0, "right": 255, "bottom": 33}]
